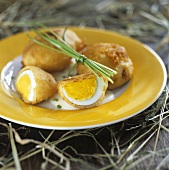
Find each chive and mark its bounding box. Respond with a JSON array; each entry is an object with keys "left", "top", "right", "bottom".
[
  {"left": 53, "top": 98, "right": 58, "bottom": 101},
  {"left": 57, "top": 105, "right": 62, "bottom": 109},
  {"left": 29, "top": 24, "right": 117, "bottom": 83}
]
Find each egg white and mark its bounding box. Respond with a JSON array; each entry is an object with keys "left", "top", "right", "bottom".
[
  {"left": 62, "top": 77, "right": 105, "bottom": 106},
  {"left": 16, "top": 70, "right": 36, "bottom": 101}
]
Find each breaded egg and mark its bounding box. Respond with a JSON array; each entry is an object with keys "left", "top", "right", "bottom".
[
  {"left": 22, "top": 28, "right": 85, "bottom": 73},
  {"left": 57, "top": 73, "right": 108, "bottom": 109},
  {"left": 15, "top": 66, "right": 57, "bottom": 104},
  {"left": 77, "top": 43, "right": 134, "bottom": 90}
]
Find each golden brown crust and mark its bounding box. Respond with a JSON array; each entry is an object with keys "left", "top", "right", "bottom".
[
  {"left": 77, "top": 43, "right": 134, "bottom": 89},
  {"left": 16, "top": 66, "right": 57, "bottom": 104},
  {"left": 22, "top": 28, "right": 85, "bottom": 73},
  {"left": 57, "top": 73, "right": 108, "bottom": 109}
]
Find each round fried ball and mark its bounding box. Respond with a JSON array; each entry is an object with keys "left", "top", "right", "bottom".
[
  {"left": 22, "top": 28, "right": 85, "bottom": 73},
  {"left": 77, "top": 43, "right": 134, "bottom": 89},
  {"left": 15, "top": 66, "right": 57, "bottom": 104},
  {"left": 57, "top": 73, "right": 108, "bottom": 109}
]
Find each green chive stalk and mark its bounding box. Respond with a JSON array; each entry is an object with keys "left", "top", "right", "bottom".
[{"left": 28, "top": 26, "right": 117, "bottom": 83}]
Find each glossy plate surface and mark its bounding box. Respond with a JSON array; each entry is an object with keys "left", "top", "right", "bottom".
[{"left": 0, "top": 27, "right": 167, "bottom": 129}]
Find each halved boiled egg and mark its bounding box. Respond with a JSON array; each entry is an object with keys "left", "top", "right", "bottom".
[
  {"left": 57, "top": 73, "right": 108, "bottom": 109},
  {"left": 15, "top": 66, "right": 57, "bottom": 104}
]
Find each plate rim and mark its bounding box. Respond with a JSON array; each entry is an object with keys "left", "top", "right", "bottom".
[{"left": 0, "top": 27, "right": 167, "bottom": 130}]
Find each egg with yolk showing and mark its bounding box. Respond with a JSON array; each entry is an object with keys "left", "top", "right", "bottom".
[
  {"left": 15, "top": 66, "right": 57, "bottom": 104},
  {"left": 57, "top": 73, "right": 108, "bottom": 109}
]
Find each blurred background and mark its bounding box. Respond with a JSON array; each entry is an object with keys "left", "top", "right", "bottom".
[{"left": 0, "top": 0, "right": 169, "bottom": 170}]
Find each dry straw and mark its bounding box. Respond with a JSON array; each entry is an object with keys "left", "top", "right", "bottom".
[{"left": 0, "top": 0, "right": 168, "bottom": 170}]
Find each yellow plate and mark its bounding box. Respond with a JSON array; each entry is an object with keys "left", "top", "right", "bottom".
[{"left": 0, "top": 27, "right": 167, "bottom": 130}]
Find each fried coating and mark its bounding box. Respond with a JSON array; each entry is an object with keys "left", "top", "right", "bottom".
[
  {"left": 77, "top": 43, "right": 134, "bottom": 89},
  {"left": 22, "top": 28, "right": 85, "bottom": 73},
  {"left": 57, "top": 73, "right": 108, "bottom": 109},
  {"left": 15, "top": 66, "right": 57, "bottom": 104}
]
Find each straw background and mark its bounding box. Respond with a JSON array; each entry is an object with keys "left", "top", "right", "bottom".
[{"left": 0, "top": 0, "right": 169, "bottom": 170}]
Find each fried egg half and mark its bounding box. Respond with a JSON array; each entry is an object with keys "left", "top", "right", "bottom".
[
  {"left": 15, "top": 66, "right": 57, "bottom": 104},
  {"left": 57, "top": 73, "right": 108, "bottom": 109}
]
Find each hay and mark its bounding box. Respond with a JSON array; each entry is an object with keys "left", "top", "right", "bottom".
[{"left": 0, "top": 0, "right": 169, "bottom": 169}]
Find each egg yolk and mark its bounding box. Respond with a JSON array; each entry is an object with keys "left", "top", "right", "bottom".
[
  {"left": 64, "top": 77, "right": 97, "bottom": 101},
  {"left": 16, "top": 74, "right": 32, "bottom": 100}
]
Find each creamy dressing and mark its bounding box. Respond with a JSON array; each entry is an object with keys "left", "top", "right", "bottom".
[{"left": 1, "top": 56, "right": 129, "bottom": 110}]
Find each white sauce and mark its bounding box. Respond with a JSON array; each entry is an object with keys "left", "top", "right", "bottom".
[{"left": 1, "top": 56, "right": 129, "bottom": 110}]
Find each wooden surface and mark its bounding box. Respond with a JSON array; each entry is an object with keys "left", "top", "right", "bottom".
[{"left": 0, "top": 0, "right": 169, "bottom": 170}]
